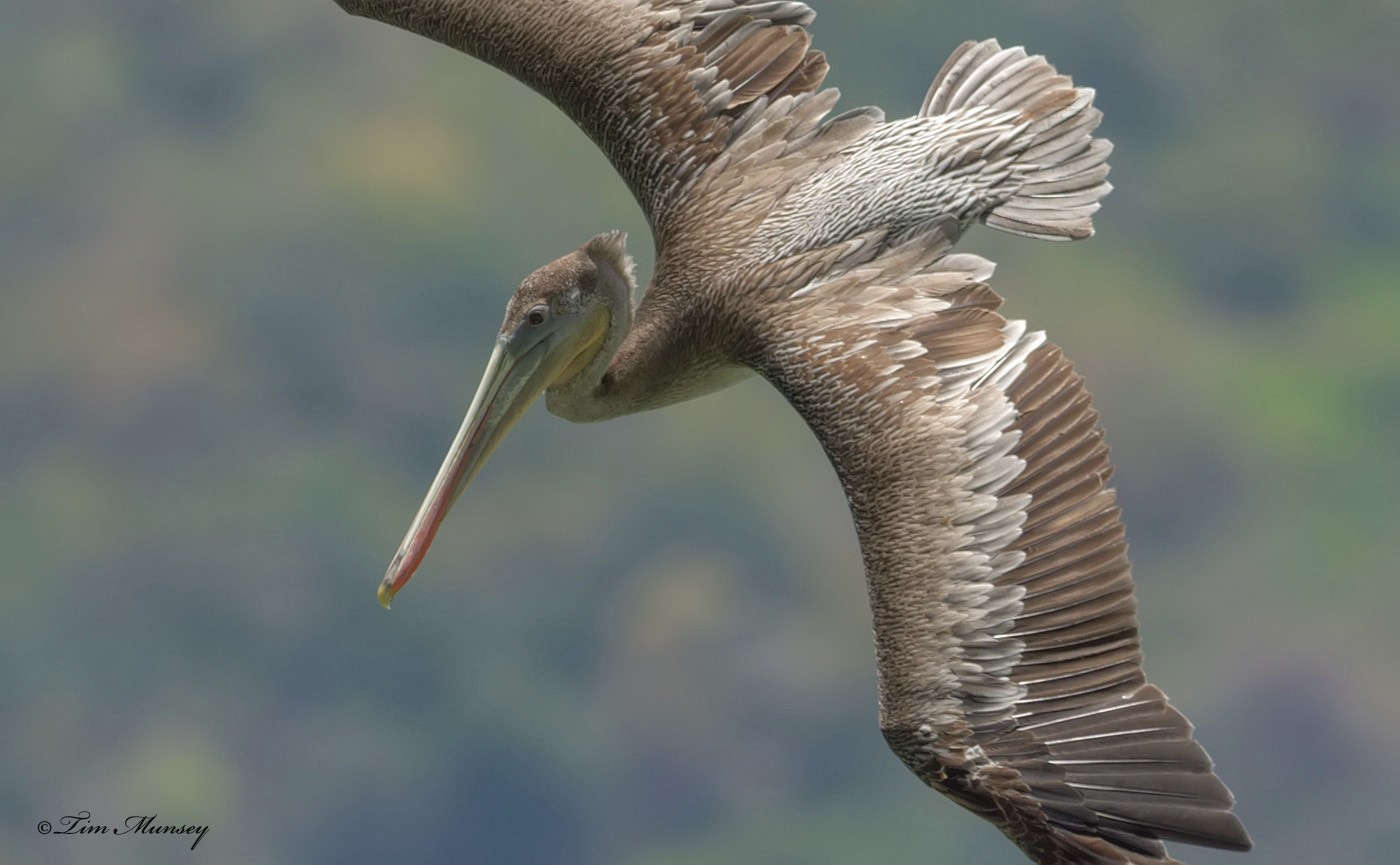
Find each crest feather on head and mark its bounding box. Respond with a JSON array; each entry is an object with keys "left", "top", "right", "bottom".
[{"left": 584, "top": 231, "right": 637, "bottom": 299}]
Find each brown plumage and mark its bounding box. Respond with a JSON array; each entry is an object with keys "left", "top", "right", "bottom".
[{"left": 333, "top": 2, "right": 1252, "bottom": 863}]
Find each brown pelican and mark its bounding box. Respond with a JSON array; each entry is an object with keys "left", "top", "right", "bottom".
[{"left": 333, "top": 2, "right": 1251, "bottom": 862}]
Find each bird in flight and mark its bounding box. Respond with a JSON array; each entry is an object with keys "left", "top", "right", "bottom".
[{"left": 331, "top": 2, "right": 1252, "bottom": 862}]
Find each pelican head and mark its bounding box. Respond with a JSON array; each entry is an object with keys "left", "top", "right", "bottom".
[{"left": 378, "top": 232, "right": 635, "bottom": 608}]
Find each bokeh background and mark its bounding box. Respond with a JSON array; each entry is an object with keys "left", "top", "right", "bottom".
[{"left": 4, "top": 1, "right": 1398, "bottom": 863}]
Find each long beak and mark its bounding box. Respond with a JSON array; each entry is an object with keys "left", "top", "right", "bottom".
[{"left": 378, "top": 334, "right": 556, "bottom": 608}]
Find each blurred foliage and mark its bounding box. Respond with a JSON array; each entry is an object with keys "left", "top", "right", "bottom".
[{"left": 2, "top": 1, "right": 1397, "bottom": 864}]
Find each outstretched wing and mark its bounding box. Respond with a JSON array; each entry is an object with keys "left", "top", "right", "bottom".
[
  {"left": 755, "top": 234, "right": 1251, "bottom": 865},
  {"left": 332, "top": 0, "right": 832, "bottom": 239}
]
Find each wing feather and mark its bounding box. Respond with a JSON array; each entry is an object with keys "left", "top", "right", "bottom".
[
  {"left": 332, "top": 0, "right": 833, "bottom": 236},
  {"left": 758, "top": 234, "right": 1249, "bottom": 864}
]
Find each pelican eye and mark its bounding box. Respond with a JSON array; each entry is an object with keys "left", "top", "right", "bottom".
[{"left": 525, "top": 305, "right": 550, "bottom": 327}]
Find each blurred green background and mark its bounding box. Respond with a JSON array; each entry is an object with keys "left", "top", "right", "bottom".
[{"left": 4, "top": 1, "right": 1397, "bottom": 863}]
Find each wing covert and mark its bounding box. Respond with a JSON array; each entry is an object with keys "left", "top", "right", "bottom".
[{"left": 332, "top": 0, "right": 831, "bottom": 236}]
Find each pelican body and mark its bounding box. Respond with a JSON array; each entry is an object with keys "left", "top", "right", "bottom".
[{"left": 334, "top": 2, "right": 1251, "bottom": 863}]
